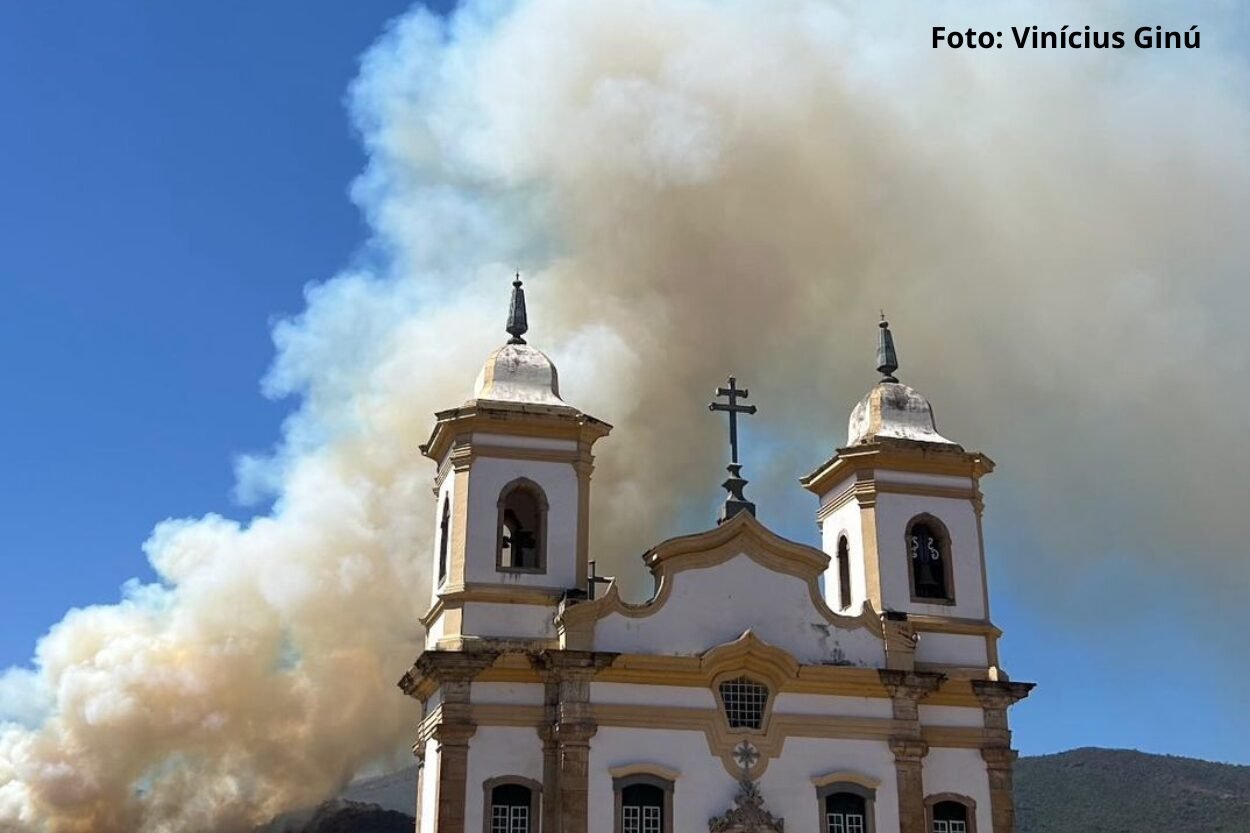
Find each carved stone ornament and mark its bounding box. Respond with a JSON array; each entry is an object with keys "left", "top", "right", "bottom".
[{"left": 708, "top": 776, "right": 785, "bottom": 833}]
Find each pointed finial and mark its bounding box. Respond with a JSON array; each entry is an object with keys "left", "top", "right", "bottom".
[
  {"left": 876, "top": 312, "right": 899, "bottom": 383},
  {"left": 506, "top": 272, "right": 528, "bottom": 344}
]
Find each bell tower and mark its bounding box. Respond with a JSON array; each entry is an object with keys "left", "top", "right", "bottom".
[
  {"left": 801, "top": 317, "right": 1001, "bottom": 675},
  {"left": 419, "top": 276, "right": 611, "bottom": 650}
]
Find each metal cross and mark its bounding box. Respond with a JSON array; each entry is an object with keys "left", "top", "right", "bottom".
[
  {"left": 708, "top": 376, "right": 757, "bottom": 466},
  {"left": 586, "top": 560, "right": 613, "bottom": 601}
]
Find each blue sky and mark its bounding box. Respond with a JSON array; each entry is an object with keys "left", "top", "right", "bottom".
[
  {"left": 0, "top": 2, "right": 421, "bottom": 661},
  {"left": 1, "top": 0, "right": 1247, "bottom": 773}
]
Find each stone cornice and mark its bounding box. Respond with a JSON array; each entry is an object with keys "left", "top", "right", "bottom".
[
  {"left": 879, "top": 670, "right": 946, "bottom": 701},
  {"left": 971, "top": 679, "right": 1036, "bottom": 709},
  {"left": 420, "top": 401, "right": 611, "bottom": 465},
  {"left": 530, "top": 649, "right": 619, "bottom": 678},
  {"left": 801, "top": 440, "right": 994, "bottom": 498},
  {"left": 398, "top": 649, "right": 499, "bottom": 701}
]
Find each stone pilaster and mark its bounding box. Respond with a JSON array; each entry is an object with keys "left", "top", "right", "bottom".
[
  {"left": 980, "top": 746, "right": 1019, "bottom": 833},
  {"left": 410, "top": 650, "right": 499, "bottom": 833},
  {"left": 533, "top": 650, "right": 617, "bottom": 833},
  {"left": 434, "top": 723, "right": 475, "bottom": 833},
  {"left": 889, "top": 738, "right": 930, "bottom": 833},
  {"left": 539, "top": 728, "right": 559, "bottom": 833},
  {"left": 553, "top": 722, "right": 595, "bottom": 833},
  {"left": 972, "top": 680, "right": 1034, "bottom": 833},
  {"left": 880, "top": 670, "right": 944, "bottom": 833}
]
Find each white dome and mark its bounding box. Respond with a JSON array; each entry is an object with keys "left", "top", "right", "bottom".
[
  {"left": 847, "top": 381, "right": 955, "bottom": 446},
  {"left": 471, "top": 342, "right": 568, "bottom": 407}
]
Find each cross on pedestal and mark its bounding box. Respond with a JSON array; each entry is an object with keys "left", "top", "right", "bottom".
[{"left": 709, "top": 375, "right": 757, "bottom": 524}]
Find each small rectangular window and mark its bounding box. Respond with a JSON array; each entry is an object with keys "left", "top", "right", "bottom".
[
  {"left": 617, "top": 777, "right": 670, "bottom": 833},
  {"left": 828, "top": 812, "right": 865, "bottom": 833},
  {"left": 719, "top": 676, "right": 769, "bottom": 730}
]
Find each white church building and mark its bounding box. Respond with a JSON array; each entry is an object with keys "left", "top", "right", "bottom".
[{"left": 399, "top": 278, "right": 1033, "bottom": 833}]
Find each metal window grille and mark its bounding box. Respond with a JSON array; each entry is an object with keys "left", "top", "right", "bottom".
[
  {"left": 719, "top": 676, "right": 769, "bottom": 730},
  {"left": 623, "top": 803, "right": 662, "bottom": 833},
  {"left": 491, "top": 805, "right": 528, "bottom": 833},
  {"left": 933, "top": 822, "right": 966, "bottom": 833},
  {"left": 828, "top": 812, "right": 864, "bottom": 833}
]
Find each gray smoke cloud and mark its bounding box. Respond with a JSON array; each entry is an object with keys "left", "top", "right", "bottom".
[{"left": 2, "top": 0, "right": 1249, "bottom": 830}]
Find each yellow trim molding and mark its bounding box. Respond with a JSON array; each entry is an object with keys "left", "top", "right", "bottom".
[
  {"left": 812, "top": 770, "right": 883, "bottom": 790},
  {"left": 608, "top": 763, "right": 682, "bottom": 782}
]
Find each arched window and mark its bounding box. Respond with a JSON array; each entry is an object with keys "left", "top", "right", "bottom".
[
  {"left": 836, "top": 534, "right": 852, "bottom": 611},
  {"left": 613, "top": 773, "right": 673, "bottom": 833},
  {"left": 926, "top": 794, "right": 977, "bottom": 833},
  {"left": 437, "top": 496, "right": 450, "bottom": 585},
  {"left": 907, "top": 515, "right": 954, "bottom": 603},
  {"left": 496, "top": 479, "right": 548, "bottom": 573},
  {"left": 485, "top": 778, "right": 541, "bottom": 833},
  {"left": 718, "top": 676, "right": 769, "bottom": 731},
  {"left": 816, "top": 780, "right": 876, "bottom": 833}
]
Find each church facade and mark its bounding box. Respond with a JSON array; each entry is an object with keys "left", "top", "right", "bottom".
[{"left": 399, "top": 278, "right": 1033, "bottom": 833}]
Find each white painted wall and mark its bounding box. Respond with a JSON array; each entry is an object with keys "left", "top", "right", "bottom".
[
  {"left": 918, "top": 705, "right": 984, "bottom": 728},
  {"left": 465, "top": 726, "right": 545, "bottom": 833},
  {"left": 873, "top": 492, "right": 986, "bottom": 620},
  {"left": 430, "top": 463, "right": 457, "bottom": 608},
  {"left": 592, "top": 553, "right": 885, "bottom": 666},
  {"left": 587, "top": 729, "right": 900, "bottom": 833},
  {"left": 424, "top": 613, "right": 446, "bottom": 648},
  {"left": 922, "top": 748, "right": 993, "bottom": 833},
  {"left": 460, "top": 601, "right": 556, "bottom": 641},
  {"left": 590, "top": 682, "right": 716, "bottom": 708},
  {"left": 418, "top": 739, "right": 440, "bottom": 833},
  {"left": 813, "top": 471, "right": 990, "bottom": 626},
  {"left": 772, "top": 692, "right": 893, "bottom": 719},
  {"left": 818, "top": 479, "right": 868, "bottom": 615},
  {"left": 875, "top": 472, "right": 973, "bottom": 489},
  {"left": 472, "top": 682, "right": 545, "bottom": 706},
  {"left": 470, "top": 432, "right": 577, "bottom": 451},
  {"left": 915, "top": 633, "right": 988, "bottom": 667},
  {"left": 466, "top": 457, "right": 580, "bottom": 589}
]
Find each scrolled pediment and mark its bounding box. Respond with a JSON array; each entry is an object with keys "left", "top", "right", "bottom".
[{"left": 557, "top": 512, "right": 883, "bottom": 641}]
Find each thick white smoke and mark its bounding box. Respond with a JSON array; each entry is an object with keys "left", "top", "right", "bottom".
[{"left": 2, "top": 1, "right": 1249, "bottom": 830}]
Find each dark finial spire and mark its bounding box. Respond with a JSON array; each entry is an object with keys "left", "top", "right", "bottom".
[
  {"left": 506, "top": 272, "right": 528, "bottom": 344},
  {"left": 876, "top": 311, "right": 899, "bottom": 383}
]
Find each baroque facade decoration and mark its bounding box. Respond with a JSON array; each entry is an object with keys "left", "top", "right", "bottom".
[{"left": 398, "top": 284, "right": 1033, "bottom": 833}]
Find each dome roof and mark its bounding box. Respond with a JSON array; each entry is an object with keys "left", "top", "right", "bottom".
[
  {"left": 471, "top": 342, "right": 568, "bottom": 407},
  {"left": 847, "top": 381, "right": 954, "bottom": 446},
  {"left": 845, "top": 315, "right": 956, "bottom": 447},
  {"left": 467, "top": 273, "right": 573, "bottom": 409}
]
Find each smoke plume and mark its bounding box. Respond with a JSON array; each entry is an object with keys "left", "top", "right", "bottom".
[{"left": 3, "top": 0, "right": 1249, "bottom": 830}]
